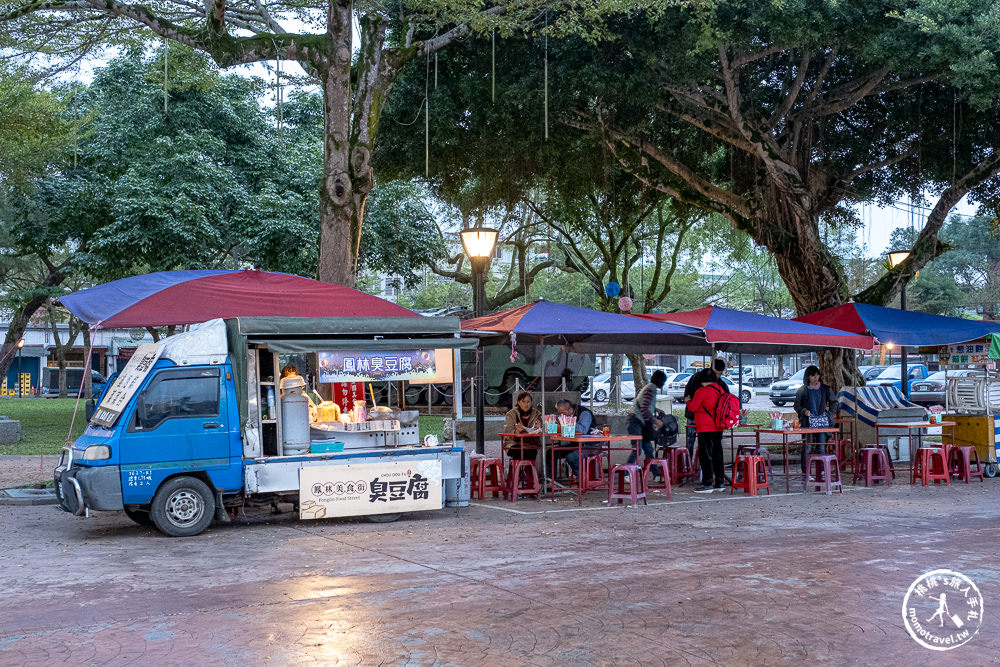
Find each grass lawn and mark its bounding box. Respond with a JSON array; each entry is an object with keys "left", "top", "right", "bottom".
[
  {"left": 419, "top": 415, "right": 445, "bottom": 442},
  {"left": 0, "top": 398, "right": 88, "bottom": 456}
]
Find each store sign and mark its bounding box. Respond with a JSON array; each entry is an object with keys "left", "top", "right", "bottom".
[
  {"left": 938, "top": 341, "right": 990, "bottom": 366},
  {"left": 298, "top": 460, "right": 442, "bottom": 519},
  {"left": 91, "top": 343, "right": 163, "bottom": 427},
  {"left": 331, "top": 382, "right": 366, "bottom": 414},
  {"left": 317, "top": 350, "right": 436, "bottom": 383}
]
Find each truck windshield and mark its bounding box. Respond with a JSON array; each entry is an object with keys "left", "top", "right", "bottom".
[{"left": 876, "top": 366, "right": 901, "bottom": 380}]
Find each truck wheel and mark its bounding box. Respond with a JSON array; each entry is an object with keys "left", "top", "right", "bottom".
[
  {"left": 984, "top": 463, "right": 998, "bottom": 479},
  {"left": 123, "top": 506, "right": 155, "bottom": 527},
  {"left": 150, "top": 477, "right": 215, "bottom": 537},
  {"left": 366, "top": 513, "right": 401, "bottom": 523}
]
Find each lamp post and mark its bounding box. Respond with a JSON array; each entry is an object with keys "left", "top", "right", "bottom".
[
  {"left": 461, "top": 226, "right": 499, "bottom": 455},
  {"left": 16, "top": 338, "right": 24, "bottom": 398},
  {"left": 887, "top": 250, "right": 911, "bottom": 397}
]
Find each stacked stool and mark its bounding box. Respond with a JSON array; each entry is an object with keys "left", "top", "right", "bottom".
[
  {"left": 912, "top": 447, "right": 950, "bottom": 486},
  {"left": 804, "top": 454, "right": 843, "bottom": 494},
  {"left": 470, "top": 456, "right": 505, "bottom": 499},
  {"left": 665, "top": 445, "right": 699, "bottom": 485},
  {"left": 730, "top": 454, "right": 769, "bottom": 496},
  {"left": 949, "top": 445, "right": 985, "bottom": 484},
  {"left": 581, "top": 453, "right": 608, "bottom": 491},
  {"left": 854, "top": 446, "right": 893, "bottom": 487},
  {"left": 608, "top": 463, "right": 647, "bottom": 506},
  {"left": 505, "top": 459, "right": 541, "bottom": 501},
  {"left": 641, "top": 458, "right": 673, "bottom": 499}
]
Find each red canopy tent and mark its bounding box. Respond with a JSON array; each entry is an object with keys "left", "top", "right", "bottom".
[
  {"left": 638, "top": 306, "right": 874, "bottom": 352},
  {"left": 59, "top": 269, "right": 417, "bottom": 327}
]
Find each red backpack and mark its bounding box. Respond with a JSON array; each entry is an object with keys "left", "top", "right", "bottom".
[{"left": 711, "top": 384, "right": 742, "bottom": 430}]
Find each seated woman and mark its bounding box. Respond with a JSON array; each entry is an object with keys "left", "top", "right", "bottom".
[{"left": 504, "top": 391, "right": 542, "bottom": 466}]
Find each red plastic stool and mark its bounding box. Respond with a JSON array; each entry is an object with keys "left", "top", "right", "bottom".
[
  {"left": 949, "top": 446, "right": 985, "bottom": 484},
  {"left": 730, "top": 455, "right": 769, "bottom": 496},
  {"left": 641, "top": 458, "right": 673, "bottom": 499},
  {"left": 912, "top": 447, "right": 950, "bottom": 486},
  {"left": 872, "top": 443, "right": 897, "bottom": 479},
  {"left": 471, "top": 457, "right": 505, "bottom": 499},
  {"left": 737, "top": 444, "right": 774, "bottom": 478},
  {"left": 505, "top": 459, "right": 541, "bottom": 501},
  {"left": 581, "top": 453, "right": 608, "bottom": 491},
  {"left": 608, "top": 464, "right": 647, "bottom": 506},
  {"left": 804, "top": 454, "right": 843, "bottom": 494},
  {"left": 854, "top": 447, "right": 892, "bottom": 487},
  {"left": 667, "top": 446, "right": 698, "bottom": 484},
  {"left": 827, "top": 440, "right": 853, "bottom": 471}
]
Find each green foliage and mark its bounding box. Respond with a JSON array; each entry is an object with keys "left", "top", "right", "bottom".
[
  {"left": 1, "top": 47, "right": 322, "bottom": 284},
  {"left": 361, "top": 181, "right": 448, "bottom": 284},
  {"left": 0, "top": 66, "right": 71, "bottom": 189}
]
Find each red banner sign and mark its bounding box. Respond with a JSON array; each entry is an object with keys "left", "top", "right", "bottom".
[{"left": 332, "top": 382, "right": 366, "bottom": 414}]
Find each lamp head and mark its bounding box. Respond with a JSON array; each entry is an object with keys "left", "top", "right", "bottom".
[
  {"left": 16, "top": 338, "right": 24, "bottom": 349},
  {"left": 460, "top": 227, "right": 498, "bottom": 260},
  {"left": 886, "top": 250, "right": 910, "bottom": 269},
  {"left": 885, "top": 342, "right": 895, "bottom": 350}
]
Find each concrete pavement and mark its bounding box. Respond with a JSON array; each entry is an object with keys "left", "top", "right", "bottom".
[{"left": 1, "top": 481, "right": 998, "bottom": 665}]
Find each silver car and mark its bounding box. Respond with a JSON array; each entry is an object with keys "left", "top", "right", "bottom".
[
  {"left": 909, "top": 369, "right": 974, "bottom": 405},
  {"left": 769, "top": 368, "right": 807, "bottom": 406}
]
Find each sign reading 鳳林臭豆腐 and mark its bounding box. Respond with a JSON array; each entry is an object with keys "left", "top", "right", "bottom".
[
  {"left": 91, "top": 343, "right": 164, "bottom": 428},
  {"left": 317, "top": 350, "right": 436, "bottom": 383},
  {"left": 298, "top": 460, "right": 442, "bottom": 519}
]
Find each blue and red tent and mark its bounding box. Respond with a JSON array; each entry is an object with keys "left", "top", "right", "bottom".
[
  {"left": 59, "top": 269, "right": 417, "bottom": 328},
  {"left": 794, "top": 303, "right": 1000, "bottom": 346},
  {"left": 461, "top": 300, "right": 709, "bottom": 353},
  {"left": 640, "top": 306, "right": 874, "bottom": 352}
]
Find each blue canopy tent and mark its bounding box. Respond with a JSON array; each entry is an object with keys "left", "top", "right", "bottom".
[
  {"left": 795, "top": 303, "right": 1000, "bottom": 347},
  {"left": 797, "top": 303, "right": 1000, "bottom": 398},
  {"left": 462, "top": 300, "right": 710, "bottom": 483}
]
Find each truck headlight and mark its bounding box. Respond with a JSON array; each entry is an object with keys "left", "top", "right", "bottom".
[{"left": 82, "top": 445, "right": 111, "bottom": 460}]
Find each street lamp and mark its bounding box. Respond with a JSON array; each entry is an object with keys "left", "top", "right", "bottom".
[
  {"left": 16, "top": 338, "right": 24, "bottom": 398},
  {"left": 887, "top": 249, "right": 911, "bottom": 397},
  {"left": 461, "top": 226, "right": 498, "bottom": 455}
]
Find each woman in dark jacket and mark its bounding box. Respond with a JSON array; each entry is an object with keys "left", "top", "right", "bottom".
[{"left": 793, "top": 365, "right": 838, "bottom": 474}]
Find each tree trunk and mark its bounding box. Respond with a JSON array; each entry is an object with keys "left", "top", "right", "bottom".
[
  {"left": 626, "top": 353, "right": 648, "bottom": 398},
  {"left": 57, "top": 357, "right": 68, "bottom": 398},
  {"left": 317, "top": 17, "right": 361, "bottom": 287}
]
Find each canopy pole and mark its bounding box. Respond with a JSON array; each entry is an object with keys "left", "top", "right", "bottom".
[
  {"left": 738, "top": 352, "right": 744, "bottom": 407},
  {"left": 540, "top": 338, "right": 548, "bottom": 491}
]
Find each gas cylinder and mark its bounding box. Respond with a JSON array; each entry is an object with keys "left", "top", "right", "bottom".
[{"left": 279, "top": 374, "right": 310, "bottom": 455}]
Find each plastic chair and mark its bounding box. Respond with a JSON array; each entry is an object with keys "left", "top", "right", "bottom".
[
  {"left": 641, "top": 458, "right": 673, "bottom": 499},
  {"left": 608, "top": 464, "right": 647, "bottom": 506},
  {"left": 912, "top": 448, "right": 950, "bottom": 486},
  {"left": 471, "top": 457, "right": 505, "bottom": 499},
  {"left": 804, "top": 454, "right": 843, "bottom": 494},
  {"left": 505, "top": 459, "right": 541, "bottom": 501},
  {"left": 730, "top": 455, "right": 770, "bottom": 496},
  {"left": 949, "top": 446, "right": 985, "bottom": 484},
  {"left": 854, "top": 447, "right": 892, "bottom": 487}
]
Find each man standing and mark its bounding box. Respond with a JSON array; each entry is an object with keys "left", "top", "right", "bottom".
[
  {"left": 556, "top": 399, "right": 597, "bottom": 477},
  {"left": 627, "top": 369, "right": 667, "bottom": 468}
]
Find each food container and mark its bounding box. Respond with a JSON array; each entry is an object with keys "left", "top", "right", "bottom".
[
  {"left": 771, "top": 418, "right": 783, "bottom": 429},
  {"left": 561, "top": 424, "right": 575, "bottom": 437}
]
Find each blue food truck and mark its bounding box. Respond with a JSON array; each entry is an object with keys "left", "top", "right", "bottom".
[{"left": 54, "top": 317, "right": 474, "bottom": 536}]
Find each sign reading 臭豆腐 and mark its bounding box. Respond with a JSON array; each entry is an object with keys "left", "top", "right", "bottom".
[{"left": 299, "top": 460, "right": 442, "bottom": 519}]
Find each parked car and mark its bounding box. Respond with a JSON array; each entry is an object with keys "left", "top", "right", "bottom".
[
  {"left": 40, "top": 367, "right": 107, "bottom": 398},
  {"left": 581, "top": 367, "right": 673, "bottom": 402},
  {"left": 667, "top": 372, "right": 694, "bottom": 402},
  {"left": 865, "top": 364, "right": 930, "bottom": 393},
  {"left": 768, "top": 368, "right": 807, "bottom": 406},
  {"left": 909, "top": 369, "right": 976, "bottom": 405},
  {"left": 858, "top": 365, "right": 888, "bottom": 381},
  {"left": 668, "top": 372, "right": 752, "bottom": 404}
]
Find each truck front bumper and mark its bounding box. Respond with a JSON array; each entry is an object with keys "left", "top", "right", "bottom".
[{"left": 54, "top": 448, "right": 124, "bottom": 515}]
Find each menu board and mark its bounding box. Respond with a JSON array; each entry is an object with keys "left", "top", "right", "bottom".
[
  {"left": 91, "top": 343, "right": 163, "bottom": 427},
  {"left": 938, "top": 341, "right": 990, "bottom": 365}
]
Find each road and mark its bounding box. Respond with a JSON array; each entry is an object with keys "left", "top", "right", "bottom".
[{"left": 1, "top": 479, "right": 998, "bottom": 664}]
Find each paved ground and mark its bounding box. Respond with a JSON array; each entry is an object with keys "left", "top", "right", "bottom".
[
  {"left": 1, "top": 477, "right": 998, "bottom": 665},
  {"left": 0, "top": 455, "right": 60, "bottom": 489}
]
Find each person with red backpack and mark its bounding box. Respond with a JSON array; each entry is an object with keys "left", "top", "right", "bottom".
[{"left": 688, "top": 365, "right": 738, "bottom": 492}]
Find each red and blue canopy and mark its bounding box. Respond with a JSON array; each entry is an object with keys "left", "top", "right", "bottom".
[
  {"left": 59, "top": 269, "right": 417, "bottom": 328},
  {"left": 640, "top": 306, "right": 874, "bottom": 352},
  {"left": 795, "top": 303, "right": 1000, "bottom": 347},
  {"left": 461, "top": 300, "right": 709, "bottom": 353}
]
